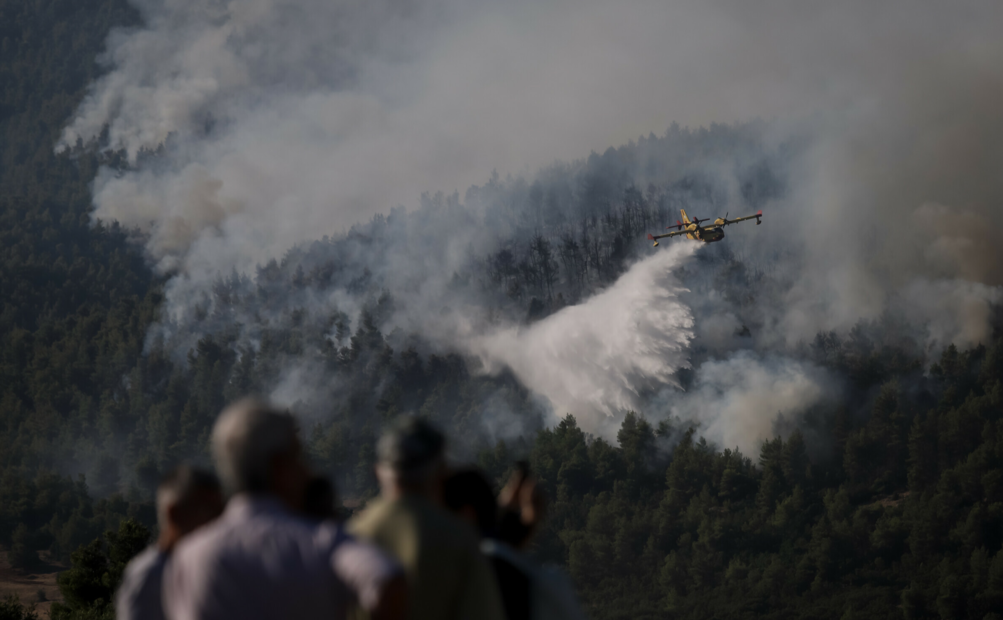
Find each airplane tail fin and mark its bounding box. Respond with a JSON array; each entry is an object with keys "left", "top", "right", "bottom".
[{"left": 680, "top": 209, "right": 691, "bottom": 224}]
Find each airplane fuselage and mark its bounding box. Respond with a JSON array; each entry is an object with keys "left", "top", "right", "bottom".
[{"left": 687, "top": 226, "right": 725, "bottom": 243}]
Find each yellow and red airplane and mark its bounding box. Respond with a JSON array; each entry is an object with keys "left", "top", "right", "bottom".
[{"left": 647, "top": 209, "right": 762, "bottom": 246}]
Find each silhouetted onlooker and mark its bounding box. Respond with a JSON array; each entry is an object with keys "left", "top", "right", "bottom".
[
  {"left": 443, "top": 468, "right": 530, "bottom": 620},
  {"left": 115, "top": 465, "right": 223, "bottom": 620},
  {"left": 302, "top": 475, "right": 339, "bottom": 521},
  {"left": 163, "top": 399, "right": 407, "bottom": 620},
  {"left": 444, "top": 466, "right": 585, "bottom": 620},
  {"left": 349, "top": 417, "right": 505, "bottom": 620}
]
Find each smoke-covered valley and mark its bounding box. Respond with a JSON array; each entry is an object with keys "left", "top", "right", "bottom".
[{"left": 57, "top": 0, "right": 1003, "bottom": 460}]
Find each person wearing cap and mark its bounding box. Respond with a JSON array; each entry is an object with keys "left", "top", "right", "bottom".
[
  {"left": 163, "top": 399, "right": 407, "bottom": 620},
  {"left": 349, "top": 417, "right": 506, "bottom": 620}
]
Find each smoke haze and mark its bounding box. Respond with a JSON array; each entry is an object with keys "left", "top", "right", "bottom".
[
  {"left": 668, "top": 352, "right": 836, "bottom": 457},
  {"left": 60, "top": 0, "right": 1003, "bottom": 449}
]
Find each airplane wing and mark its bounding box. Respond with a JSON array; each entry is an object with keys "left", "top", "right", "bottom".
[
  {"left": 647, "top": 230, "right": 691, "bottom": 246},
  {"left": 720, "top": 211, "right": 763, "bottom": 226},
  {"left": 649, "top": 230, "right": 691, "bottom": 240}
]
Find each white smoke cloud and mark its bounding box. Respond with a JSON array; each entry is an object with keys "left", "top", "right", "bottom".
[
  {"left": 668, "top": 352, "right": 835, "bottom": 457},
  {"left": 898, "top": 279, "right": 1002, "bottom": 352},
  {"left": 468, "top": 242, "right": 698, "bottom": 431},
  {"left": 269, "top": 361, "right": 327, "bottom": 411}
]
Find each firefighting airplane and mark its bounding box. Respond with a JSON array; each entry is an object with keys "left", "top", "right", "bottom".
[{"left": 647, "top": 209, "right": 762, "bottom": 246}]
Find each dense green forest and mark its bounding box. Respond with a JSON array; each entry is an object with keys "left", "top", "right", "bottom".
[
  {"left": 2, "top": 2, "right": 1003, "bottom": 620},
  {"left": 0, "top": 0, "right": 157, "bottom": 577}
]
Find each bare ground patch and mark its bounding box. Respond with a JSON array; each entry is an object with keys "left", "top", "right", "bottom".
[{"left": 0, "top": 548, "right": 64, "bottom": 619}]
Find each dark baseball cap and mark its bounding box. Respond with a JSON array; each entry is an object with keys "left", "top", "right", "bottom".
[{"left": 377, "top": 416, "right": 445, "bottom": 472}]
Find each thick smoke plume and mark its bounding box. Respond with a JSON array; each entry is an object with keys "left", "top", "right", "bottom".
[{"left": 60, "top": 0, "right": 1003, "bottom": 449}]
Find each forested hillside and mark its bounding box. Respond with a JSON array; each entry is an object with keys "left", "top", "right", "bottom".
[
  {"left": 2, "top": 2, "right": 1003, "bottom": 620},
  {"left": 529, "top": 342, "right": 1003, "bottom": 619},
  {"left": 0, "top": 0, "right": 160, "bottom": 575}
]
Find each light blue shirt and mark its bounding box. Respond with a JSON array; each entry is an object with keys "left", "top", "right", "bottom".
[
  {"left": 116, "top": 545, "right": 168, "bottom": 620},
  {"left": 163, "top": 494, "right": 401, "bottom": 620}
]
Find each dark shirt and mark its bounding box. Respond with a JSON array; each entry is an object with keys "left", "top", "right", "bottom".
[
  {"left": 481, "top": 540, "right": 585, "bottom": 620},
  {"left": 490, "top": 553, "right": 531, "bottom": 620}
]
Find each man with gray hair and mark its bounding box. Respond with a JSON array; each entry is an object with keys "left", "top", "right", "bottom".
[
  {"left": 115, "top": 465, "right": 223, "bottom": 620},
  {"left": 349, "top": 417, "right": 505, "bottom": 620},
  {"left": 163, "top": 399, "right": 407, "bottom": 620}
]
